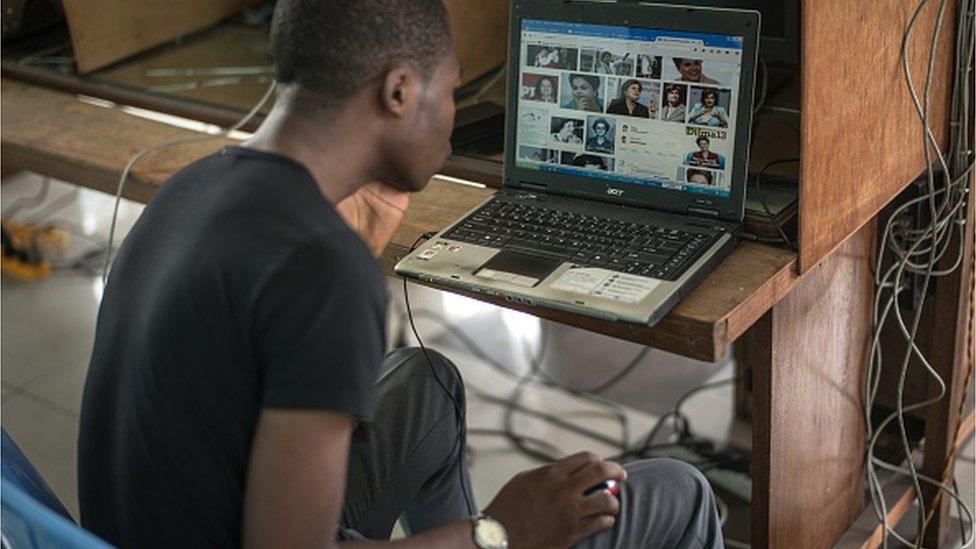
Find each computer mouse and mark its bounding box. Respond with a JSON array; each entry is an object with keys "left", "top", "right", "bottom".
[{"left": 585, "top": 479, "right": 621, "bottom": 498}]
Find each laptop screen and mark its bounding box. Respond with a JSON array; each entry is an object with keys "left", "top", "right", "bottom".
[{"left": 514, "top": 19, "right": 745, "bottom": 199}]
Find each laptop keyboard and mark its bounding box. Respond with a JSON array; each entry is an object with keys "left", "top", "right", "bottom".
[{"left": 442, "top": 200, "right": 716, "bottom": 281}]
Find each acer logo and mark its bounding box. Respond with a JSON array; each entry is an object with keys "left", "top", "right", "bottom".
[{"left": 607, "top": 188, "right": 624, "bottom": 196}]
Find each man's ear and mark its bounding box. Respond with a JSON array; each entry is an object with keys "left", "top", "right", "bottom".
[{"left": 380, "top": 66, "right": 417, "bottom": 117}]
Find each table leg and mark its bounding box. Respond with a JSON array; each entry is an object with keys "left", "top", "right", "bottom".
[{"left": 749, "top": 224, "right": 875, "bottom": 547}]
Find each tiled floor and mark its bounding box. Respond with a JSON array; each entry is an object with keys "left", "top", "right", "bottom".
[{"left": 1, "top": 172, "right": 973, "bottom": 545}]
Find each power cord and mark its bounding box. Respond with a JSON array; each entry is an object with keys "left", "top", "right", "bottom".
[
  {"left": 751, "top": 158, "right": 799, "bottom": 251},
  {"left": 403, "top": 232, "right": 477, "bottom": 515},
  {"left": 407, "top": 307, "right": 633, "bottom": 459},
  {"left": 400, "top": 272, "right": 747, "bottom": 469},
  {"left": 100, "top": 80, "right": 278, "bottom": 285}
]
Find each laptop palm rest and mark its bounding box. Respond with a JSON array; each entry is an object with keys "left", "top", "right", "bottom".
[{"left": 475, "top": 250, "right": 562, "bottom": 288}]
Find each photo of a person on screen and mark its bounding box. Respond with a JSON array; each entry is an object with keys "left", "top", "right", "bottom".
[
  {"left": 585, "top": 118, "right": 614, "bottom": 155},
  {"left": 567, "top": 153, "right": 610, "bottom": 171},
  {"left": 550, "top": 118, "right": 583, "bottom": 144},
  {"left": 598, "top": 51, "right": 631, "bottom": 75},
  {"left": 661, "top": 83, "right": 687, "bottom": 123},
  {"left": 684, "top": 135, "right": 726, "bottom": 169},
  {"left": 606, "top": 79, "right": 651, "bottom": 118},
  {"left": 534, "top": 76, "right": 557, "bottom": 103},
  {"left": 561, "top": 73, "right": 603, "bottom": 112},
  {"left": 686, "top": 168, "right": 714, "bottom": 185},
  {"left": 673, "top": 57, "right": 719, "bottom": 84},
  {"left": 687, "top": 88, "right": 729, "bottom": 127}
]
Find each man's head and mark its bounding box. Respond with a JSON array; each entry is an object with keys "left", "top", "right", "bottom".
[
  {"left": 270, "top": 0, "right": 459, "bottom": 192},
  {"left": 673, "top": 58, "right": 704, "bottom": 81}
]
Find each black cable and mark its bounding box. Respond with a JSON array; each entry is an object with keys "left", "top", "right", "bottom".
[
  {"left": 408, "top": 308, "right": 633, "bottom": 449},
  {"left": 411, "top": 307, "right": 650, "bottom": 396},
  {"left": 631, "top": 375, "right": 744, "bottom": 458},
  {"left": 402, "top": 233, "right": 476, "bottom": 515},
  {"left": 402, "top": 241, "right": 751, "bottom": 476},
  {"left": 752, "top": 158, "right": 800, "bottom": 251},
  {"left": 954, "top": 478, "right": 968, "bottom": 544},
  {"left": 576, "top": 347, "right": 652, "bottom": 394},
  {"left": 467, "top": 428, "right": 563, "bottom": 460}
]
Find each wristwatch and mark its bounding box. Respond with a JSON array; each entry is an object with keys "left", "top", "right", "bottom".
[{"left": 472, "top": 513, "right": 508, "bottom": 549}]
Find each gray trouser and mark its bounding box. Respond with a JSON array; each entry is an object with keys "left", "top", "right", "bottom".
[{"left": 341, "top": 347, "right": 724, "bottom": 548}]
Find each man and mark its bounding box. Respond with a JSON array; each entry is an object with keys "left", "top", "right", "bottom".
[
  {"left": 79, "top": 2, "right": 723, "bottom": 548},
  {"left": 672, "top": 58, "right": 719, "bottom": 85},
  {"left": 684, "top": 135, "right": 726, "bottom": 169},
  {"left": 562, "top": 73, "right": 603, "bottom": 112}
]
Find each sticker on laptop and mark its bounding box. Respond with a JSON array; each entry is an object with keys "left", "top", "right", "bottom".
[
  {"left": 550, "top": 268, "right": 658, "bottom": 304},
  {"left": 476, "top": 268, "right": 538, "bottom": 287}
]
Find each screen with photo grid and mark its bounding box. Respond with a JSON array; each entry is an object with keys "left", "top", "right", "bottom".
[{"left": 515, "top": 19, "right": 744, "bottom": 198}]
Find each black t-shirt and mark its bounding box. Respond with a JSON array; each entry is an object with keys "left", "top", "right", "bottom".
[{"left": 78, "top": 147, "right": 387, "bottom": 548}]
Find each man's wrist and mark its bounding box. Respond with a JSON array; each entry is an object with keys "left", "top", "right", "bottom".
[{"left": 471, "top": 513, "right": 509, "bottom": 549}]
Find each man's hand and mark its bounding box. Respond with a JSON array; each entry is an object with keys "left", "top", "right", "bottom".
[
  {"left": 335, "top": 182, "right": 410, "bottom": 257},
  {"left": 483, "top": 452, "right": 626, "bottom": 548}
]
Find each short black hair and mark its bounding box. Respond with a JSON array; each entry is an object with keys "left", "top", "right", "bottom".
[
  {"left": 591, "top": 118, "right": 610, "bottom": 131},
  {"left": 696, "top": 135, "right": 710, "bottom": 145},
  {"left": 270, "top": 0, "right": 453, "bottom": 102}
]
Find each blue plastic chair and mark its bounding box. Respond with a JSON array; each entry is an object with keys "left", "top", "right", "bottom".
[{"left": 1, "top": 428, "right": 113, "bottom": 548}]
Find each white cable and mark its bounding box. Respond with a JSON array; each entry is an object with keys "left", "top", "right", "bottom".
[
  {"left": 100, "top": 80, "right": 277, "bottom": 284},
  {"left": 865, "top": 0, "right": 974, "bottom": 546}
]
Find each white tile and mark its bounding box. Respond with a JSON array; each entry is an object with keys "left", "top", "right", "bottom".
[
  {"left": 25, "top": 361, "right": 89, "bottom": 417},
  {"left": 2, "top": 381, "right": 21, "bottom": 400},
  {"left": 1, "top": 394, "right": 80, "bottom": 520},
  {"left": 1, "top": 273, "right": 102, "bottom": 386}
]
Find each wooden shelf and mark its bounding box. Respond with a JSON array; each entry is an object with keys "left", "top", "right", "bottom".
[{"left": 1, "top": 78, "right": 800, "bottom": 362}]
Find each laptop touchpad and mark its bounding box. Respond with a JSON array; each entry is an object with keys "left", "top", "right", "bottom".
[{"left": 475, "top": 250, "right": 562, "bottom": 288}]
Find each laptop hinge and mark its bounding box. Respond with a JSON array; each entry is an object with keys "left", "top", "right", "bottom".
[
  {"left": 688, "top": 206, "right": 720, "bottom": 218},
  {"left": 520, "top": 181, "right": 548, "bottom": 192}
]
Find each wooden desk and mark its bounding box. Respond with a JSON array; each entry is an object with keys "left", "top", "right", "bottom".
[
  {"left": 1, "top": 78, "right": 881, "bottom": 547},
  {"left": 0, "top": 79, "right": 798, "bottom": 363}
]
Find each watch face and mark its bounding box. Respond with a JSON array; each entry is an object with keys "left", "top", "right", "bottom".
[{"left": 475, "top": 517, "right": 508, "bottom": 548}]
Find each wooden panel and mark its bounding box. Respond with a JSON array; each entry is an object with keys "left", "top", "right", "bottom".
[
  {"left": 751, "top": 223, "right": 876, "bottom": 547},
  {"left": 0, "top": 78, "right": 802, "bottom": 362},
  {"left": 0, "top": 79, "right": 237, "bottom": 203},
  {"left": 61, "top": 0, "right": 250, "bottom": 74},
  {"left": 799, "top": 0, "right": 956, "bottom": 272},
  {"left": 444, "top": 0, "right": 508, "bottom": 83},
  {"left": 92, "top": 25, "right": 273, "bottom": 113}
]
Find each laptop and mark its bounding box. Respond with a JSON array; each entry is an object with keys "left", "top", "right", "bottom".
[{"left": 396, "top": 0, "right": 760, "bottom": 326}]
